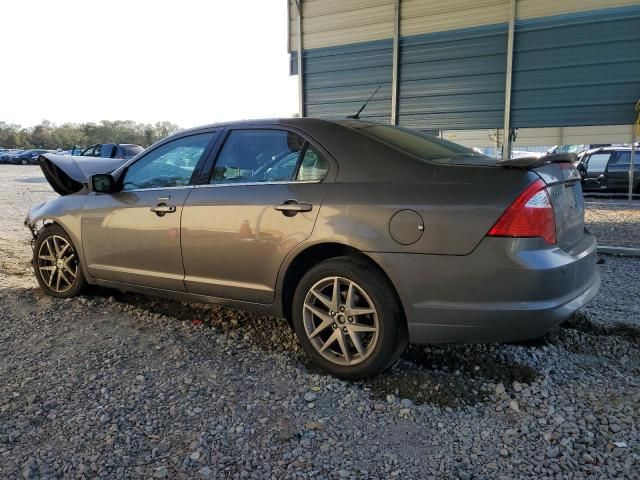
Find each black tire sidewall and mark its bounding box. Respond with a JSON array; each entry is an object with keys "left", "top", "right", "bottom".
[
  {"left": 33, "top": 224, "right": 86, "bottom": 298},
  {"left": 292, "top": 257, "right": 405, "bottom": 379}
]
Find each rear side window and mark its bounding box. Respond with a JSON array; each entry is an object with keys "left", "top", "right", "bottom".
[
  {"left": 297, "top": 146, "right": 329, "bottom": 181},
  {"left": 99, "top": 145, "right": 116, "bottom": 157},
  {"left": 210, "top": 130, "right": 305, "bottom": 183}
]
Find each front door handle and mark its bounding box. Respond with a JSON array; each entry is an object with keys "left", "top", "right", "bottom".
[
  {"left": 150, "top": 203, "right": 176, "bottom": 216},
  {"left": 274, "top": 200, "right": 312, "bottom": 217}
]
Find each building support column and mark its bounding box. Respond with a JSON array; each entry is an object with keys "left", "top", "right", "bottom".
[
  {"left": 630, "top": 124, "right": 637, "bottom": 202},
  {"left": 502, "top": 0, "right": 516, "bottom": 159},
  {"left": 294, "top": 0, "right": 304, "bottom": 117},
  {"left": 390, "top": 0, "right": 401, "bottom": 125}
]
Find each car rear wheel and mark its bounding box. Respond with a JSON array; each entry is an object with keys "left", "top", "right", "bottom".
[
  {"left": 33, "top": 225, "right": 86, "bottom": 298},
  {"left": 292, "top": 256, "right": 408, "bottom": 379}
]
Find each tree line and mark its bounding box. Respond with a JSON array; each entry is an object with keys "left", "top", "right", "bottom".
[{"left": 0, "top": 120, "right": 181, "bottom": 150}]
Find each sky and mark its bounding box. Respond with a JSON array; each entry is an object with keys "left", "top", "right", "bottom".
[{"left": 0, "top": 0, "right": 299, "bottom": 128}]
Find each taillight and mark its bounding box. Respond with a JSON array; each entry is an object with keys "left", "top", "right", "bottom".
[{"left": 488, "top": 179, "right": 556, "bottom": 245}]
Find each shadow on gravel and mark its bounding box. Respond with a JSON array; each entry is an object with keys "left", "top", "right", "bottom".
[
  {"left": 365, "top": 345, "right": 539, "bottom": 408},
  {"left": 84, "top": 287, "right": 542, "bottom": 408},
  {"left": 561, "top": 312, "right": 640, "bottom": 344},
  {"left": 16, "top": 177, "right": 47, "bottom": 184}
]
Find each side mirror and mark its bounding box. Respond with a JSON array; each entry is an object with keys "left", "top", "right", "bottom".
[{"left": 90, "top": 174, "right": 117, "bottom": 193}]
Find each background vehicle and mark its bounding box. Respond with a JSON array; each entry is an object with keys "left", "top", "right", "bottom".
[
  {"left": 577, "top": 146, "right": 640, "bottom": 193},
  {"left": 72, "top": 143, "right": 144, "bottom": 159},
  {"left": 27, "top": 119, "right": 599, "bottom": 378},
  {"left": 12, "top": 149, "right": 51, "bottom": 165},
  {"left": 0, "top": 149, "right": 22, "bottom": 164}
]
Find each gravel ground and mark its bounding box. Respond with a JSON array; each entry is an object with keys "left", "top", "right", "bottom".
[
  {"left": 584, "top": 199, "right": 640, "bottom": 249},
  {"left": 1, "top": 165, "right": 639, "bottom": 479}
]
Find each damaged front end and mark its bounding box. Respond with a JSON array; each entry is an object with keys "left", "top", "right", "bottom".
[
  {"left": 25, "top": 153, "right": 128, "bottom": 243},
  {"left": 38, "top": 153, "right": 127, "bottom": 196}
]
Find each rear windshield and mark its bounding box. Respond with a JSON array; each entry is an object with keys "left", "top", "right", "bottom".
[
  {"left": 342, "top": 122, "right": 495, "bottom": 165},
  {"left": 121, "top": 145, "right": 144, "bottom": 156}
]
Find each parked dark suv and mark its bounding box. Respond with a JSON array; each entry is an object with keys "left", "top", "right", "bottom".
[
  {"left": 578, "top": 147, "right": 640, "bottom": 193},
  {"left": 74, "top": 144, "right": 144, "bottom": 159}
]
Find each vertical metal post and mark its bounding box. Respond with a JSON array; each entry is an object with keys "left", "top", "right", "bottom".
[
  {"left": 502, "top": 0, "right": 516, "bottom": 159},
  {"left": 390, "top": 0, "right": 401, "bottom": 125},
  {"left": 629, "top": 126, "right": 637, "bottom": 202},
  {"left": 294, "top": 0, "right": 304, "bottom": 117}
]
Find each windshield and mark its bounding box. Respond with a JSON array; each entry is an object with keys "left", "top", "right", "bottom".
[{"left": 339, "top": 121, "right": 490, "bottom": 164}]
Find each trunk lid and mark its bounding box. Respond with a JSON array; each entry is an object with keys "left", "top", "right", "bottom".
[{"left": 39, "top": 153, "right": 127, "bottom": 195}]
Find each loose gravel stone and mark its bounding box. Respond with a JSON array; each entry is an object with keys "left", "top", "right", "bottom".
[{"left": 1, "top": 165, "right": 639, "bottom": 479}]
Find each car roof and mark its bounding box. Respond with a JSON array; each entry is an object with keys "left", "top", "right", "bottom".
[
  {"left": 170, "top": 117, "right": 370, "bottom": 137},
  {"left": 584, "top": 146, "right": 639, "bottom": 154}
]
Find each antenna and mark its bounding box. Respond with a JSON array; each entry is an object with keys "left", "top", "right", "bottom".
[{"left": 347, "top": 85, "right": 381, "bottom": 119}]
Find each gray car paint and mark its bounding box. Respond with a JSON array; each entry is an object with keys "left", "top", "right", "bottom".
[{"left": 27, "top": 118, "right": 600, "bottom": 344}]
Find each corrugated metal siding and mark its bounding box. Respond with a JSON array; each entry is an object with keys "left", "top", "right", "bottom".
[
  {"left": 443, "top": 125, "right": 636, "bottom": 147},
  {"left": 288, "top": 0, "right": 394, "bottom": 51},
  {"left": 511, "top": 6, "right": 640, "bottom": 127},
  {"left": 401, "top": 0, "right": 509, "bottom": 36},
  {"left": 398, "top": 24, "right": 508, "bottom": 130},
  {"left": 517, "top": 0, "right": 640, "bottom": 20},
  {"left": 294, "top": 39, "right": 394, "bottom": 121}
]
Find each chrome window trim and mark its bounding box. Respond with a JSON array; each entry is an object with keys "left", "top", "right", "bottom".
[
  {"left": 194, "top": 180, "right": 322, "bottom": 189},
  {"left": 120, "top": 185, "right": 196, "bottom": 193}
]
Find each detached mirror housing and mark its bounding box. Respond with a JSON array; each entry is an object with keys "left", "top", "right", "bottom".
[{"left": 90, "top": 174, "right": 117, "bottom": 193}]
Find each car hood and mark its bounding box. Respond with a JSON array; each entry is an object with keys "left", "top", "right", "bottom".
[{"left": 39, "top": 153, "right": 127, "bottom": 195}]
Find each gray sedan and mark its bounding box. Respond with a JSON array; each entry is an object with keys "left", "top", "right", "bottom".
[{"left": 26, "top": 119, "right": 599, "bottom": 378}]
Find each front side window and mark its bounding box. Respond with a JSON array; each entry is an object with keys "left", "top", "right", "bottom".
[
  {"left": 585, "top": 153, "right": 611, "bottom": 174},
  {"left": 210, "top": 130, "right": 305, "bottom": 183},
  {"left": 82, "top": 145, "right": 98, "bottom": 156},
  {"left": 122, "top": 133, "right": 213, "bottom": 191}
]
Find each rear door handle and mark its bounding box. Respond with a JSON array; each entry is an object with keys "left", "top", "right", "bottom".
[
  {"left": 150, "top": 204, "right": 176, "bottom": 216},
  {"left": 274, "top": 200, "right": 312, "bottom": 216}
]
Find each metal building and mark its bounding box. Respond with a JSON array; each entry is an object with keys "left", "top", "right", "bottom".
[{"left": 288, "top": 0, "right": 640, "bottom": 153}]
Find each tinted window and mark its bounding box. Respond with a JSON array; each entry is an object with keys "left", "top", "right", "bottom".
[
  {"left": 348, "top": 123, "right": 480, "bottom": 161},
  {"left": 586, "top": 153, "right": 611, "bottom": 174},
  {"left": 211, "top": 130, "right": 305, "bottom": 183},
  {"left": 611, "top": 151, "right": 640, "bottom": 165},
  {"left": 99, "top": 144, "right": 116, "bottom": 158},
  {"left": 120, "top": 145, "right": 144, "bottom": 157},
  {"left": 122, "top": 133, "right": 213, "bottom": 191},
  {"left": 297, "top": 146, "right": 329, "bottom": 181}
]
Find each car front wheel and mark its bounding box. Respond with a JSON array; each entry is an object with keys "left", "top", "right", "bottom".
[
  {"left": 292, "top": 256, "right": 408, "bottom": 379},
  {"left": 33, "top": 225, "right": 86, "bottom": 298}
]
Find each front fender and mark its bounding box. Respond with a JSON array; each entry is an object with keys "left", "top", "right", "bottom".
[{"left": 25, "top": 194, "right": 94, "bottom": 283}]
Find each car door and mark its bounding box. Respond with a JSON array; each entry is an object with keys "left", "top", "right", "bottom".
[
  {"left": 605, "top": 151, "right": 636, "bottom": 192},
  {"left": 181, "top": 126, "right": 335, "bottom": 303},
  {"left": 81, "top": 131, "right": 218, "bottom": 290},
  {"left": 581, "top": 151, "right": 612, "bottom": 190}
]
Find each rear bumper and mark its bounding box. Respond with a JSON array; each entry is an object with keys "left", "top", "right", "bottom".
[{"left": 367, "top": 233, "right": 600, "bottom": 344}]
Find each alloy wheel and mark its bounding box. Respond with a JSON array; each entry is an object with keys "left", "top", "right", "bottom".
[
  {"left": 37, "top": 235, "right": 78, "bottom": 293},
  {"left": 303, "top": 276, "right": 379, "bottom": 366}
]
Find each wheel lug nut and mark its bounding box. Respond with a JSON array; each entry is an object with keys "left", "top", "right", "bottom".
[
  {"left": 340, "top": 306, "right": 345, "bottom": 312},
  {"left": 330, "top": 311, "right": 335, "bottom": 316},
  {"left": 332, "top": 323, "right": 337, "bottom": 329},
  {"left": 348, "top": 317, "right": 353, "bottom": 322},
  {"left": 342, "top": 327, "right": 348, "bottom": 333}
]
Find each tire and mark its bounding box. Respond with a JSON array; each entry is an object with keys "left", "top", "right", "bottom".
[
  {"left": 33, "top": 224, "right": 86, "bottom": 298},
  {"left": 291, "top": 256, "right": 408, "bottom": 379}
]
